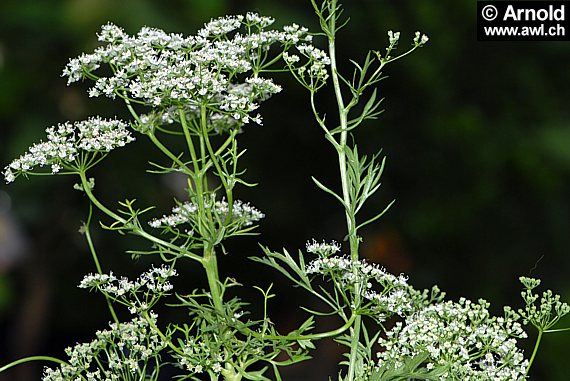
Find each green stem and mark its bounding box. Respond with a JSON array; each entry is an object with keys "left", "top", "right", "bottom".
[
  {"left": 0, "top": 356, "right": 72, "bottom": 374},
  {"left": 382, "top": 44, "right": 420, "bottom": 66},
  {"left": 525, "top": 329, "right": 543, "bottom": 377},
  {"left": 327, "top": 5, "right": 359, "bottom": 260},
  {"left": 78, "top": 172, "right": 202, "bottom": 262},
  {"left": 180, "top": 108, "right": 202, "bottom": 178},
  {"left": 142, "top": 311, "right": 185, "bottom": 356},
  {"left": 84, "top": 204, "right": 119, "bottom": 324},
  {"left": 545, "top": 327, "right": 570, "bottom": 333},
  {"left": 253, "top": 312, "right": 357, "bottom": 341},
  {"left": 326, "top": 2, "right": 361, "bottom": 380},
  {"left": 213, "top": 129, "right": 239, "bottom": 162},
  {"left": 148, "top": 132, "right": 192, "bottom": 174},
  {"left": 200, "top": 105, "right": 234, "bottom": 221},
  {"left": 179, "top": 108, "right": 208, "bottom": 237},
  {"left": 202, "top": 245, "right": 224, "bottom": 314},
  {"left": 84, "top": 205, "right": 104, "bottom": 273},
  {"left": 123, "top": 97, "right": 192, "bottom": 174},
  {"left": 184, "top": 105, "right": 224, "bottom": 314},
  {"left": 79, "top": 171, "right": 124, "bottom": 223}
]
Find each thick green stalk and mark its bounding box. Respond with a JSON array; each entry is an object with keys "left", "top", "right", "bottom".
[
  {"left": 328, "top": 23, "right": 353, "bottom": 251},
  {"left": 326, "top": 6, "right": 360, "bottom": 260},
  {"left": 326, "top": 1, "right": 362, "bottom": 380},
  {"left": 202, "top": 245, "right": 224, "bottom": 314},
  {"left": 221, "top": 365, "right": 242, "bottom": 381},
  {"left": 193, "top": 105, "right": 224, "bottom": 314}
]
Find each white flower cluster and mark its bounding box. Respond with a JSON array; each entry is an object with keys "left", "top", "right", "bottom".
[
  {"left": 62, "top": 16, "right": 313, "bottom": 129},
  {"left": 306, "top": 256, "right": 415, "bottom": 317},
  {"left": 198, "top": 15, "right": 244, "bottom": 37},
  {"left": 79, "top": 266, "right": 177, "bottom": 313},
  {"left": 365, "top": 288, "right": 415, "bottom": 319},
  {"left": 377, "top": 299, "right": 528, "bottom": 380},
  {"left": 377, "top": 30, "right": 429, "bottom": 63},
  {"left": 413, "top": 31, "right": 429, "bottom": 46},
  {"left": 306, "top": 256, "right": 408, "bottom": 288},
  {"left": 306, "top": 239, "right": 341, "bottom": 257},
  {"left": 149, "top": 202, "right": 198, "bottom": 228},
  {"left": 244, "top": 12, "right": 275, "bottom": 28},
  {"left": 387, "top": 30, "right": 400, "bottom": 45},
  {"left": 177, "top": 338, "right": 225, "bottom": 375},
  {"left": 3, "top": 117, "right": 134, "bottom": 183},
  {"left": 42, "top": 314, "right": 166, "bottom": 381},
  {"left": 149, "top": 198, "right": 264, "bottom": 229},
  {"left": 295, "top": 44, "right": 330, "bottom": 81}
]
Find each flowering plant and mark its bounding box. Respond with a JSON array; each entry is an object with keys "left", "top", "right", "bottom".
[{"left": 1, "top": 0, "right": 568, "bottom": 380}]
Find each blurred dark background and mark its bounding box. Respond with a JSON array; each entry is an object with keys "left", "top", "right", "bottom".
[{"left": 1, "top": 0, "right": 569, "bottom": 380}]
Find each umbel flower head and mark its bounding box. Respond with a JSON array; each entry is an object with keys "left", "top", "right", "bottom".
[
  {"left": 306, "top": 239, "right": 341, "bottom": 257},
  {"left": 305, "top": 254, "right": 429, "bottom": 319},
  {"left": 61, "top": 14, "right": 323, "bottom": 132},
  {"left": 377, "top": 298, "right": 528, "bottom": 380},
  {"left": 3, "top": 15, "right": 328, "bottom": 183},
  {"left": 3, "top": 117, "right": 134, "bottom": 183},
  {"left": 149, "top": 196, "right": 264, "bottom": 232},
  {"left": 80, "top": 265, "right": 178, "bottom": 314},
  {"left": 42, "top": 314, "right": 166, "bottom": 381}
]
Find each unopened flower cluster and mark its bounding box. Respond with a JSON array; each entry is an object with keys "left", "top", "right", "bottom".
[
  {"left": 62, "top": 14, "right": 318, "bottom": 130},
  {"left": 377, "top": 298, "right": 528, "bottom": 380},
  {"left": 387, "top": 30, "right": 428, "bottom": 47},
  {"left": 42, "top": 314, "right": 165, "bottom": 381},
  {"left": 3, "top": 117, "right": 133, "bottom": 183},
  {"left": 377, "top": 30, "right": 429, "bottom": 63},
  {"left": 149, "top": 198, "right": 264, "bottom": 230},
  {"left": 518, "top": 276, "right": 570, "bottom": 331}
]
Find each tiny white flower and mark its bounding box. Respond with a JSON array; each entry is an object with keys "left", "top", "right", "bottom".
[
  {"left": 387, "top": 30, "right": 400, "bottom": 45},
  {"left": 306, "top": 239, "right": 341, "bottom": 257}
]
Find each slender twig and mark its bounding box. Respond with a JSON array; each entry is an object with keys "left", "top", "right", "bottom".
[
  {"left": 525, "top": 329, "right": 543, "bottom": 377},
  {"left": 0, "top": 357, "right": 79, "bottom": 378},
  {"left": 78, "top": 171, "right": 202, "bottom": 262},
  {"left": 84, "top": 204, "right": 119, "bottom": 324}
]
